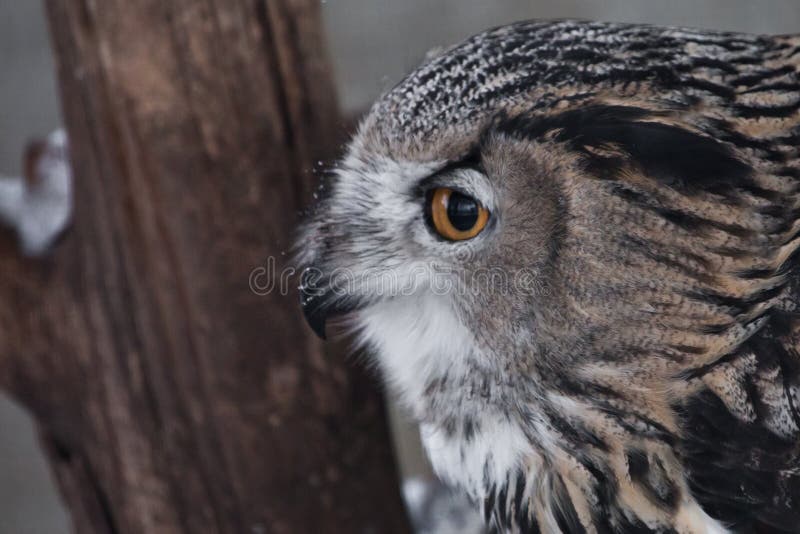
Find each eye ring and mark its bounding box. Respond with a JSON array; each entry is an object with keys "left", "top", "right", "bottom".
[{"left": 428, "top": 187, "right": 490, "bottom": 241}]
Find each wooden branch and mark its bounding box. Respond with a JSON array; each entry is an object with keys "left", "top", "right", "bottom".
[{"left": 0, "top": 1, "right": 411, "bottom": 532}]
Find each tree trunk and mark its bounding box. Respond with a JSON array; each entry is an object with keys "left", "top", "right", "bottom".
[{"left": 0, "top": 1, "right": 411, "bottom": 533}]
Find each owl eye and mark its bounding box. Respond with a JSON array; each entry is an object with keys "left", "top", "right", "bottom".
[{"left": 428, "top": 187, "right": 490, "bottom": 241}]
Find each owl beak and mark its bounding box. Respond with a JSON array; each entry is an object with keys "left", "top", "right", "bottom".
[
  {"left": 300, "top": 287, "right": 330, "bottom": 339},
  {"left": 299, "top": 267, "right": 356, "bottom": 340}
]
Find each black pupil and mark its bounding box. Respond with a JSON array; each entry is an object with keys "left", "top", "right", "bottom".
[{"left": 446, "top": 191, "right": 479, "bottom": 231}]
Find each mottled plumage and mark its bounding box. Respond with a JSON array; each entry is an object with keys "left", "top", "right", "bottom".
[{"left": 298, "top": 20, "right": 800, "bottom": 533}]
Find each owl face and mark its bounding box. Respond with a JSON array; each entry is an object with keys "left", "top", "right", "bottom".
[
  {"left": 297, "top": 116, "right": 575, "bottom": 407},
  {"left": 296, "top": 19, "right": 800, "bottom": 533}
]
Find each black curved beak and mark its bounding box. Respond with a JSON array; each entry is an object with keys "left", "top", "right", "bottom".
[
  {"left": 299, "top": 268, "right": 358, "bottom": 340},
  {"left": 300, "top": 285, "right": 331, "bottom": 339}
]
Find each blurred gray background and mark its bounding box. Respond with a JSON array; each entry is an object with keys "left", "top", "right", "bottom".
[{"left": 1, "top": 1, "right": 798, "bottom": 532}]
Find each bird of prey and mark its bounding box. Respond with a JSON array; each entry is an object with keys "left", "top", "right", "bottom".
[{"left": 297, "top": 20, "right": 800, "bottom": 533}]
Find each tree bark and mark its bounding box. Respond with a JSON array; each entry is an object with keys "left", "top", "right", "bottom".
[{"left": 0, "top": 1, "right": 411, "bottom": 533}]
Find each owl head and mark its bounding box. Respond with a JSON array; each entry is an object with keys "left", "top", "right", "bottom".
[{"left": 296, "top": 19, "right": 800, "bottom": 533}]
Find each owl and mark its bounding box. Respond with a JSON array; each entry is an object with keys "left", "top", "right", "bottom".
[{"left": 297, "top": 20, "right": 800, "bottom": 533}]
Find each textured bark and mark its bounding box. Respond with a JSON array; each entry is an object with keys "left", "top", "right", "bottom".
[{"left": 0, "top": 1, "right": 411, "bottom": 533}]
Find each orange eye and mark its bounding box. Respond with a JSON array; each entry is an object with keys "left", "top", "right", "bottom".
[{"left": 428, "top": 187, "right": 490, "bottom": 241}]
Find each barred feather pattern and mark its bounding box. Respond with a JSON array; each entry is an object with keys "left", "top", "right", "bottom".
[
  {"left": 302, "top": 20, "right": 800, "bottom": 533},
  {"left": 369, "top": 20, "right": 799, "bottom": 147}
]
